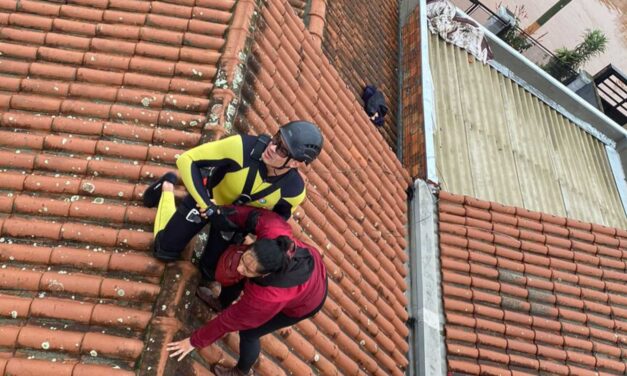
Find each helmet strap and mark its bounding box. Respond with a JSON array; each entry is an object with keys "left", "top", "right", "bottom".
[{"left": 278, "top": 157, "right": 292, "bottom": 170}]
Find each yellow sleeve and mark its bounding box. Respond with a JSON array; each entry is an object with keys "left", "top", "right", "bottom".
[
  {"left": 176, "top": 135, "right": 245, "bottom": 209},
  {"left": 282, "top": 187, "right": 307, "bottom": 214}
]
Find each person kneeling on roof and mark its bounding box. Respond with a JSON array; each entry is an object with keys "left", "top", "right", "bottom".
[
  {"left": 142, "top": 121, "right": 323, "bottom": 283},
  {"left": 165, "top": 205, "right": 328, "bottom": 376}
]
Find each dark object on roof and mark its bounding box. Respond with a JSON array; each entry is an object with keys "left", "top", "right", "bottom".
[{"left": 362, "top": 85, "right": 388, "bottom": 127}]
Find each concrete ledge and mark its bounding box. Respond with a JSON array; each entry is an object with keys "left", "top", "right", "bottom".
[{"left": 408, "top": 180, "right": 446, "bottom": 376}]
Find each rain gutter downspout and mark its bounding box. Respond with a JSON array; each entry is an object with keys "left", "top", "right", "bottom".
[{"left": 401, "top": 1, "right": 446, "bottom": 375}]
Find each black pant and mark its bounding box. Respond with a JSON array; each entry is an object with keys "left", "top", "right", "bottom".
[
  {"left": 154, "top": 194, "right": 232, "bottom": 280},
  {"left": 235, "top": 294, "right": 326, "bottom": 373}
]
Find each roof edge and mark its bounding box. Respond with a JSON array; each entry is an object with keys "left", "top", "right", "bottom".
[{"left": 407, "top": 179, "right": 447, "bottom": 376}]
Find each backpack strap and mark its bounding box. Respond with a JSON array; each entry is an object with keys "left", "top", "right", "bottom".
[{"left": 234, "top": 134, "right": 271, "bottom": 205}]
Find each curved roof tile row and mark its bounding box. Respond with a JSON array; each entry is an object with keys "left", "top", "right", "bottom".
[
  {"left": 218, "top": 1, "right": 412, "bottom": 375},
  {"left": 0, "top": 0, "right": 413, "bottom": 374},
  {"left": 439, "top": 191, "right": 627, "bottom": 376},
  {"left": 0, "top": 0, "right": 233, "bottom": 374}
]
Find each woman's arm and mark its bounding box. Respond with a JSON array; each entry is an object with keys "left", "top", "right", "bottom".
[{"left": 189, "top": 285, "right": 287, "bottom": 349}]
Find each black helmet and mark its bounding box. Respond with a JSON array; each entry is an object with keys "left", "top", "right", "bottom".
[{"left": 278, "top": 121, "right": 323, "bottom": 164}]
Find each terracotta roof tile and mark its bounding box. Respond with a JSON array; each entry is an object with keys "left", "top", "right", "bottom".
[
  {"left": 441, "top": 191, "right": 627, "bottom": 374},
  {"left": 0, "top": 0, "right": 411, "bottom": 374}
]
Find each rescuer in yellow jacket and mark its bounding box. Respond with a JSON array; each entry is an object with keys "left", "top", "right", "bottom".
[{"left": 143, "top": 121, "right": 324, "bottom": 281}]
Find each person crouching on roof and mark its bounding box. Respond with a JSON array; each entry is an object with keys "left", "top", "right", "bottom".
[
  {"left": 142, "top": 121, "right": 324, "bottom": 283},
  {"left": 164, "top": 204, "right": 328, "bottom": 376}
]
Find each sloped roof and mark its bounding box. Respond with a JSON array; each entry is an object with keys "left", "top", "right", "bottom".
[
  {"left": 439, "top": 190, "right": 627, "bottom": 375},
  {"left": 320, "top": 0, "right": 400, "bottom": 150},
  {"left": 429, "top": 34, "right": 627, "bottom": 229},
  {"left": 0, "top": 0, "right": 412, "bottom": 375}
]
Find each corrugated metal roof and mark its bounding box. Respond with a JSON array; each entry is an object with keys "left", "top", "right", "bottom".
[{"left": 429, "top": 34, "right": 627, "bottom": 228}]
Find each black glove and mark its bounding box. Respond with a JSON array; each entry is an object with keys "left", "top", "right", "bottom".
[{"left": 209, "top": 207, "right": 239, "bottom": 231}]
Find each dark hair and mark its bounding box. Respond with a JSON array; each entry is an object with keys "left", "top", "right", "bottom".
[{"left": 252, "top": 236, "right": 293, "bottom": 274}]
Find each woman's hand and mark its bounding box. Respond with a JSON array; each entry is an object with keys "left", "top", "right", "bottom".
[{"left": 166, "top": 337, "right": 195, "bottom": 361}]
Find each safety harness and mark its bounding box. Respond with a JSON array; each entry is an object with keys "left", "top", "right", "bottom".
[{"left": 233, "top": 134, "right": 290, "bottom": 205}]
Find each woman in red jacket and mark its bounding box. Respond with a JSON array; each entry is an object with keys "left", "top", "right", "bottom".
[{"left": 166, "top": 206, "right": 328, "bottom": 376}]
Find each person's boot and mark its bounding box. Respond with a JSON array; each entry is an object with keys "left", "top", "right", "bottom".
[
  {"left": 142, "top": 172, "right": 178, "bottom": 208},
  {"left": 196, "top": 286, "right": 223, "bottom": 312},
  {"left": 213, "top": 364, "right": 252, "bottom": 376},
  {"left": 152, "top": 232, "right": 181, "bottom": 262}
]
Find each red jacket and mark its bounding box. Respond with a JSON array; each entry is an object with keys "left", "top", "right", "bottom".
[{"left": 190, "top": 206, "right": 327, "bottom": 349}]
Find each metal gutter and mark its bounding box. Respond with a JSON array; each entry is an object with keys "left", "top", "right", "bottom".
[
  {"left": 420, "top": 0, "right": 438, "bottom": 183},
  {"left": 606, "top": 146, "right": 627, "bottom": 218}
]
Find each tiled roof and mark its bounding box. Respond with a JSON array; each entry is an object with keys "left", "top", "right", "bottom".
[
  {"left": 0, "top": 0, "right": 232, "bottom": 374},
  {"left": 285, "top": 0, "right": 307, "bottom": 19},
  {"left": 439, "top": 190, "right": 627, "bottom": 375},
  {"left": 0, "top": 0, "right": 413, "bottom": 375},
  {"left": 193, "top": 0, "right": 412, "bottom": 374},
  {"left": 320, "top": 0, "right": 400, "bottom": 150}
]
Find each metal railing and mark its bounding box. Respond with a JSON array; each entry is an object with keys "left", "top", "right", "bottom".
[
  {"left": 449, "top": 0, "right": 579, "bottom": 83},
  {"left": 594, "top": 64, "right": 627, "bottom": 126}
]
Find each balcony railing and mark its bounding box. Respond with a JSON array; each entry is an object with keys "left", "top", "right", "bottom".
[
  {"left": 449, "top": 0, "right": 579, "bottom": 84},
  {"left": 594, "top": 64, "right": 627, "bottom": 126}
]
